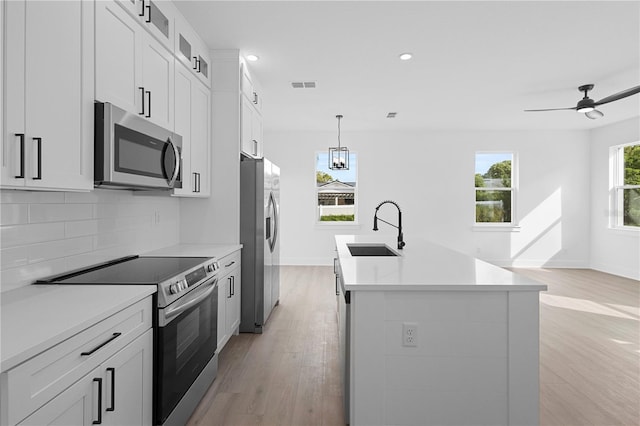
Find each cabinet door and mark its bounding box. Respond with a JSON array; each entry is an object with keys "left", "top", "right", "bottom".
[
  {"left": 102, "top": 329, "right": 153, "bottom": 426},
  {"left": 1, "top": 0, "right": 26, "bottom": 188},
  {"left": 191, "top": 79, "right": 211, "bottom": 196},
  {"left": 173, "top": 65, "right": 193, "bottom": 195},
  {"left": 25, "top": 0, "right": 93, "bottom": 191},
  {"left": 2, "top": 0, "right": 92, "bottom": 191},
  {"left": 141, "top": 33, "right": 174, "bottom": 129},
  {"left": 95, "top": 0, "right": 143, "bottom": 115},
  {"left": 217, "top": 273, "right": 229, "bottom": 350},
  {"left": 18, "top": 367, "right": 100, "bottom": 426},
  {"left": 251, "top": 111, "right": 263, "bottom": 158},
  {"left": 241, "top": 96, "right": 257, "bottom": 157},
  {"left": 226, "top": 269, "right": 241, "bottom": 335}
]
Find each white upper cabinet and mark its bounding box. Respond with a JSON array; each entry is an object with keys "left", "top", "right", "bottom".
[
  {"left": 190, "top": 77, "right": 211, "bottom": 196},
  {"left": 115, "top": 0, "right": 175, "bottom": 52},
  {"left": 1, "top": 0, "right": 94, "bottom": 191},
  {"left": 175, "top": 13, "right": 211, "bottom": 87},
  {"left": 141, "top": 33, "right": 175, "bottom": 130},
  {"left": 173, "top": 64, "right": 210, "bottom": 197},
  {"left": 95, "top": 1, "right": 141, "bottom": 114},
  {"left": 240, "top": 63, "right": 264, "bottom": 158},
  {"left": 96, "top": 0, "right": 174, "bottom": 130}
]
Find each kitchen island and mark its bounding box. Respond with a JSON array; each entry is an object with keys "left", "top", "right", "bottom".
[{"left": 334, "top": 235, "right": 547, "bottom": 426}]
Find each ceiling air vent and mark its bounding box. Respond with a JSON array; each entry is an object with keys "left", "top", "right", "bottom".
[
  {"left": 387, "top": 112, "right": 397, "bottom": 118},
  {"left": 291, "top": 81, "right": 317, "bottom": 89}
]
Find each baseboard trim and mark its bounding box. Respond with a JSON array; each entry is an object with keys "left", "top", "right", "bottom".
[{"left": 590, "top": 261, "right": 640, "bottom": 281}]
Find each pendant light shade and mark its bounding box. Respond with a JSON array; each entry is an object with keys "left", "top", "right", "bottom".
[{"left": 329, "top": 114, "right": 349, "bottom": 170}]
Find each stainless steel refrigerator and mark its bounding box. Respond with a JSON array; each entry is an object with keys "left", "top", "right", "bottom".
[{"left": 240, "top": 156, "right": 280, "bottom": 333}]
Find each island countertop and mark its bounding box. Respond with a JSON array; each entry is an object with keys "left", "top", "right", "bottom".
[{"left": 335, "top": 234, "right": 547, "bottom": 292}]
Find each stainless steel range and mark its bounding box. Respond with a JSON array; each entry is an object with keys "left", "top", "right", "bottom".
[{"left": 36, "top": 255, "right": 221, "bottom": 426}]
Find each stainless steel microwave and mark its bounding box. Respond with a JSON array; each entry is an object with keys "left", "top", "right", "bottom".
[{"left": 94, "top": 102, "right": 182, "bottom": 190}]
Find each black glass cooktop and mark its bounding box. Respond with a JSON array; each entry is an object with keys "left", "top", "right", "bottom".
[{"left": 35, "top": 256, "right": 210, "bottom": 285}]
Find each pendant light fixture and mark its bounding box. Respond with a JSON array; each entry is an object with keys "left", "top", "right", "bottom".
[{"left": 328, "top": 114, "right": 349, "bottom": 170}]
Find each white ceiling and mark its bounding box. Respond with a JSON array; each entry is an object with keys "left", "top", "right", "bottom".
[{"left": 174, "top": 1, "right": 640, "bottom": 132}]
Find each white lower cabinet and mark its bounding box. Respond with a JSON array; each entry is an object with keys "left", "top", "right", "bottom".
[
  {"left": 1, "top": 297, "right": 153, "bottom": 426},
  {"left": 217, "top": 250, "right": 242, "bottom": 351},
  {"left": 19, "top": 330, "right": 152, "bottom": 426},
  {"left": 17, "top": 366, "right": 99, "bottom": 426}
]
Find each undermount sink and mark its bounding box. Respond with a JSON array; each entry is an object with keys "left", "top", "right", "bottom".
[{"left": 347, "top": 244, "right": 399, "bottom": 257}]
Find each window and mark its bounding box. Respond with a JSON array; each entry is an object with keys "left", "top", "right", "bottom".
[
  {"left": 316, "top": 152, "right": 357, "bottom": 222},
  {"left": 475, "top": 152, "right": 515, "bottom": 224},
  {"left": 613, "top": 142, "right": 640, "bottom": 228}
]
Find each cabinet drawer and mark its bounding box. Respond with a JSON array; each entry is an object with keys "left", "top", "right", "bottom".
[
  {"left": 2, "top": 296, "right": 152, "bottom": 426},
  {"left": 219, "top": 250, "right": 241, "bottom": 275}
]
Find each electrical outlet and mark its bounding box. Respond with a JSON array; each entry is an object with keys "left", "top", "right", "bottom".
[{"left": 402, "top": 322, "right": 418, "bottom": 347}]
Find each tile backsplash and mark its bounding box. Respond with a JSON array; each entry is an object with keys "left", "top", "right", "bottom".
[{"left": 0, "top": 189, "right": 180, "bottom": 292}]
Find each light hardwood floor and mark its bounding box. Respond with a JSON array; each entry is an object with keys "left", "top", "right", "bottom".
[{"left": 187, "top": 266, "right": 639, "bottom": 426}]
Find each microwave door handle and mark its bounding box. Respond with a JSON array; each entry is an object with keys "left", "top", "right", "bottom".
[{"left": 166, "top": 137, "right": 180, "bottom": 188}]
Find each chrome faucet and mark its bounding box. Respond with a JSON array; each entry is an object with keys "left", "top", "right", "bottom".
[{"left": 373, "top": 200, "right": 405, "bottom": 249}]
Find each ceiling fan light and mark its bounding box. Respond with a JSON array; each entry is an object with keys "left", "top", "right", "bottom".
[
  {"left": 577, "top": 106, "right": 594, "bottom": 113},
  {"left": 585, "top": 109, "right": 604, "bottom": 120}
]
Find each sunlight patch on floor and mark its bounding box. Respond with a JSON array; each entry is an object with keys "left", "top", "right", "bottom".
[{"left": 540, "top": 293, "right": 638, "bottom": 320}]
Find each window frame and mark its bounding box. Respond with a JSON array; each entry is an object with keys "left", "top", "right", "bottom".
[
  {"left": 314, "top": 151, "right": 359, "bottom": 225},
  {"left": 473, "top": 151, "right": 519, "bottom": 230},
  {"left": 611, "top": 141, "right": 640, "bottom": 230}
]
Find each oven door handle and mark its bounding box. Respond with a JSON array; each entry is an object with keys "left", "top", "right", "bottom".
[{"left": 161, "top": 277, "right": 217, "bottom": 324}]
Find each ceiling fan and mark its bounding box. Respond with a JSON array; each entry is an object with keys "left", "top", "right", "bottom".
[{"left": 525, "top": 84, "right": 640, "bottom": 119}]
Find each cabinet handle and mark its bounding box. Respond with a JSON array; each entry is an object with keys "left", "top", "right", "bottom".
[
  {"left": 146, "top": 90, "right": 151, "bottom": 118},
  {"left": 196, "top": 172, "right": 201, "bottom": 193},
  {"left": 138, "top": 87, "right": 145, "bottom": 115},
  {"left": 139, "top": 0, "right": 151, "bottom": 22},
  {"left": 231, "top": 275, "right": 235, "bottom": 296},
  {"left": 32, "top": 137, "right": 42, "bottom": 180},
  {"left": 228, "top": 277, "right": 232, "bottom": 299},
  {"left": 106, "top": 367, "right": 115, "bottom": 412},
  {"left": 93, "top": 378, "right": 103, "bottom": 424},
  {"left": 253, "top": 91, "right": 258, "bottom": 105},
  {"left": 14, "top": 133, "right": 25, "bottom": 178},
  {"left": 225, "top": 260, "right": 235, "bottom": 268},
  {"left": 81, "top": 332, "right": 122, "bottom": 356},
  {"left": 192, "top": 56, "right": 200, "bottom": 72},
  {"left": 253, "top": 139, "right": 258, "bottom": 156}
]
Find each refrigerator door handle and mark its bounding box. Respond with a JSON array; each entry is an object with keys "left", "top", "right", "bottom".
[
  {"left": 268, "top": 191, "right": 279, "bottom": 253},
  {"left": 265, "top": 216, "right": 271, "bottom": 240}
]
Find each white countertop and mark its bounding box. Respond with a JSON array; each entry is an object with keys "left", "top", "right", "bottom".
[
  {"left": 335, "top": 234, "right": 547, "bottom": 292},
  {"left": 1, "top": 284, "right": 155, "bottom": 373},
  {"left": 143, "top": 243, "right": 242, "bottom": 259}
]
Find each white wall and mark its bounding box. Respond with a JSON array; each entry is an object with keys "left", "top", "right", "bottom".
[
  {"left": 264, "top": 129, "right": 591, "bottom": 267},
  {"left": 589, "top": 117, "right": 640, "bottom": 280},
  {"left": 0, "top": 189, "right": 180, "bottom": 292}
]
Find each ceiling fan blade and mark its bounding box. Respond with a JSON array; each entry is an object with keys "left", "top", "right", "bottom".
[
  {"left": 585, "top": 109, "right": 604, "bottom": 120},
  {"left": 594, "top": 85, "right": 640, "bottom": 106},
  {"left": 524, "top": 107, "right": 577, "bottom": 112}
]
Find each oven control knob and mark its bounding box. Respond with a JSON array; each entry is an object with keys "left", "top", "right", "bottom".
[
  {"left": 169, "top": 283, "right": 179, "bottom": 294},
  {"left": 208, "top": 262, "right": 219, "bottom": 272},
  {"left": 179, "top": 279, "right": 187, "bottom": 290}
]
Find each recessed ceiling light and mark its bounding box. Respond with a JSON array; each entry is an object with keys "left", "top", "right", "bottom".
[
  {"left": 399, "top": 53, "right": 412, "bottom": 61},
  {"left": 246, "top": 54, "right": 259, "bottom": 62}
]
